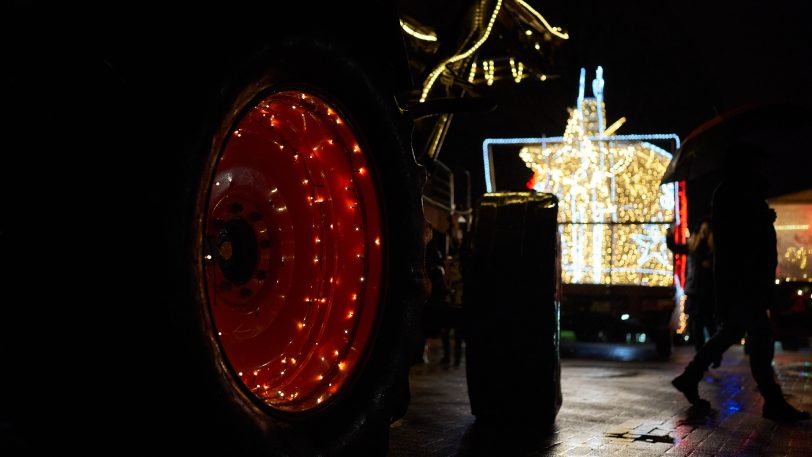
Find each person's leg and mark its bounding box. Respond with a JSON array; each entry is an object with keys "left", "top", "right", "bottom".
[
  {"left": 747, "top": 308, "right": 780, "bottom": 396},
  {"left": 440, "top": 327, "right": 451, "bottom": 364},
  {"left": 704, "top": 318, "right": 721, "bottom": 367},
  {"left": 672, "top": 321, "right": 743, "bottom": 406},
  {"left": 689, "top": 313, "right": 706, "bottom": 352},
  {"left": 747, "top": 308, "right": 810, "bottom": 421}
]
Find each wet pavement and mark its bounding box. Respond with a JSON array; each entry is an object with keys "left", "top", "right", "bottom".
[{"left": 389, "top": 341, "right": 812, "bottom": 456}]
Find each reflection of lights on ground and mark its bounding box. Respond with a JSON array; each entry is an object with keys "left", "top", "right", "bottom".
[{"left": 723, "top": 401, "right": 742, "bottom": 413}]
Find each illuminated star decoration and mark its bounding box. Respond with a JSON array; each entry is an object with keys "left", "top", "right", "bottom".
[
  {"left": 484, "top": 67, "right": 680, "bottom": 286},
  {"left": 631, "top": 224, "right": 672, "bottom": 268}
]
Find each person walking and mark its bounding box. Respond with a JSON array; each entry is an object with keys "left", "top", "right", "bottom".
[
  {"left": 671, "top": 143, "right": 810, "bottom": 422},
  {"left": 667, "top": 218, "right": 721, "bottom": 366}
]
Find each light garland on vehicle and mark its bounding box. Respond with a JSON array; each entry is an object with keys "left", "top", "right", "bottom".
[
  {"left": 399, "top": 19, "right": 438, "bottom": 41},
  {"left": 206, "top": 91, "right": 383, "bottom": 412},
  {"left": 515, "top": 0, "right": 570, "bottom": 39},
  {"left": 483, "top": 67, "right": 680, "bottom": 286},
  {"left": 420, "top": 0, "right": 503, "bottom": 102}
]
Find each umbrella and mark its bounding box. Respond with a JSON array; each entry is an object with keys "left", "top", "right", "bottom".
[{"left": 661, "top": 103, "right": 812, "bottom": 198}]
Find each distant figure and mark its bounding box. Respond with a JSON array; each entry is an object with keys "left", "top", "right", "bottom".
[
  {"left": 667, "top": 218, "right": 720, "bottom": 366},
  {"left": 671, "top": 143, "right": 810, "bottom": 422},
  {"left": 421, "top": 235, "right": 447, "bottom": 363},
  {"left": 441, "top": 251, "right": 464, "bottom": 366}
]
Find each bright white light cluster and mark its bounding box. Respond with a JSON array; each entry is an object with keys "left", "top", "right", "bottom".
[{"left": 516, "top": 68, "right": 678, "bottom": 286}]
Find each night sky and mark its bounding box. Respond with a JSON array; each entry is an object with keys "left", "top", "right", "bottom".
[{"left": 439, "top": 0, "right": 812, "bottom": 209}]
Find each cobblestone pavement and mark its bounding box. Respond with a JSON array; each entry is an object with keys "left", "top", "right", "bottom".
[{"left": 389, "top": 342, "right": 812, "bottom": 456}]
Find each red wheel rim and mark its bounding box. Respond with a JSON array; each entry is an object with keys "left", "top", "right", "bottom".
[{"left": 203, "top": 90, "right": 383, "bottom": 412}]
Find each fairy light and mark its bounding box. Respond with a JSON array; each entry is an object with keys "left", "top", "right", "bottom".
[
  {"left": 488, "top": 67, "right": 679, "bottom": 286},
  {"left": 468, "top": 61, "right": 477, "bottom": 83},
  {"left": 484, "top": 60, "right": 495, "bottom": 86},
  {"left": 515, "top": 0, "right": 570, "bottom": 39},
  {"left": 785, "top": 246, "right": 809, "bottom": 270},
  {"left": 776, "top": 224, "right": 810, "bottom": 230},
  {"left": 420, "top": 0, "right": 503, "bottom": 102},
  {"left": 676, "top": 295, "right": 689, "bottom": 334},
  {"left": 400, "top": 18, "right": 438, "bottom": 41},
  {"left": 603, "top": 116, "right": 627, "bottom": 136},
  {"left": 509, "top": 58, "right": 525, "bottom": 83}
]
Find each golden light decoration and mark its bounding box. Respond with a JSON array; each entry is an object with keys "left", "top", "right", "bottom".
[{"left": 517, "top": 67, "right": 678, "bottom": 286}]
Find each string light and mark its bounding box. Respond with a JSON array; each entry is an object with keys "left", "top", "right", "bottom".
[
  {"left": 399, "top": 19, "right": 438, "bottom": 41},
  {"left": 603, "top": 116, "right": 627, "bottom": 136},
  {"left": 676, "top": 295, "right": 689, "bottom": 334},
  {"left": 484, "top": 60, "right": 495, "bottom": 86},
  {"left": 509, "top": 58, "right": 525, "bottom": 83},
  {"left": 420, "top": 0, "right": 503, "bottom": 102},
  {"left": 515, "top": 0, "right": 570, "bottom": 39}
]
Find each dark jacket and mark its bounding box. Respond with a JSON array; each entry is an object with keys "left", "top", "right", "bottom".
[{"left": 711, "top": 180, "right": 777, "bottom": 317}]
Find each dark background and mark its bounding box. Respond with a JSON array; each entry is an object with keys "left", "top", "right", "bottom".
[{"left": 438, "top": 0, "right": 812, "bottom": 219}]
